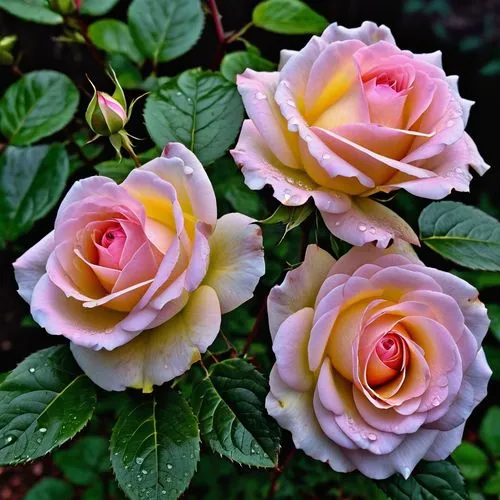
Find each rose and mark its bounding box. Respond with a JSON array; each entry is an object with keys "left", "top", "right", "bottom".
[
  {"left": 231, "top": 21, "right": 489, "bottom": 248},
  {"left": 13, "top": 143, "right": 265, "bottom": 392},
  {"left": 266, "top": 243, "right": 491, "bottom": 479}
]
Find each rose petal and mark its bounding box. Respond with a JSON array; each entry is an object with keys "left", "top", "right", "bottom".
[
  {"left": 203, "top": 213, "right": 265, "bottom": 314},
  {"left": 71, "top": 285, "right": 221, "bottom": 392}
]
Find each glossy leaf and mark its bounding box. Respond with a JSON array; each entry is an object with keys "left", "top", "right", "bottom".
[
  {"left": 144, "top": 69, "right": 243, "bottom": 164},
  {"left": 128, "top": 0, "right": 204, "bottom": 64},
  {"left": 260, "top": 201, "right": 314, "bottom": 243},
  {"left": 0, "top": 0, "right": 63, "bottom": 24},
  {"left": 109, "top": 54, "right": 143, "bottom": 90},
  {"left": 110, "top": 388, "right": 200, "bottom": 500},
  {"left": 452, "top": 442, "right": 489, "bottom": 481},
  {"left": 88, "top": 20, "right": 143, "bottom": 64},
  {"left": 452, "top": 270, "right": 500, "bottom": 291},
  {"left": 191, "top": 358, "right": 280, "bottom": 468},
  {"left": 80, "top": 0, "right": 119, "bottom": 16},
  {"left": 0, "top": 345, "right": 97, "bottom": 465},
  {"left": 0, "top": 144, "right": 69, "bottom": 245},
  {"left": 378, "top": 460, "right": 467, "bottom": 500},
  {"left": 0, "top": 70, "right": 79, "bottom": 145},
  {"left": 419, "top": 201, "right": 500, "bottom": 271},
  {"left": 253, "top": 0, "right": 328, "bottom": 35},
  {"left": 221, "top": 51, "right": 276, "bottom": 82}
]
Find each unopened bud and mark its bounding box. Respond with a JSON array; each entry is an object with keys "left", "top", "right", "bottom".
[
  {"left": 86, "top": 91, "right": 127, "bottom": 136},
  {"left": 47, "top": 0, "right": 81, "bottom": 16},
  {"left": 0, "top": 36, "right": 16, "bottom": 66}
]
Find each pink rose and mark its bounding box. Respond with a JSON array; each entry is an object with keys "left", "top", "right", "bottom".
[
  {"left": 13, "top": 143, "right": 265, "bottom": 392},
  {"left": 266, "top": 243, "right": 491, "bottom": 479},
  {"left": 231, "top": 21, "right": 489, "bottom": 248}
]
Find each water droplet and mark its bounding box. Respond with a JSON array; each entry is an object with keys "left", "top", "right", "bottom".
[
  {"left": 322, "top": 153, "right": 331, "bottom": 161},
  {"left": 39, "top": 428, "right": 47, "bottom": 433},
  {"left": 288, "top": 118, "right": 299, "bottom": 131},
  {"left": 305, "top": 135, "right": 312, "bottom": 143},
  {"left": 454, "top": 167, "right": 462, "bottom": 173},
  {"left": 283, "top": 189, "right": 292, "bottom": 202},
  {"left": 358, "top": 224, "right": 367, "bottom": 232},
  {"left": 369, "top": 227, "right": 376, "bottom": 234},
  {"left": 368, "top": 433, "right": 377, "bottom": 441},
  {"left": 286, "top": 99, "right": 296, "bottom": 108},
  {"left": 255, "top": 92, "right": 267, "bottom": 100},
  {"left": 183, "top": 166, "right": 194, "bottom": 175},
  {"left": 401, "top": 466, "right": 411, "bottom": 479},
  {"left": 250, "top": 448, "right": 255, "bottom": 454},
  {"left": 142, "top": 469, "right": 148, "bottom": 475},
  {"left": 187, "top": 97, "right": 192, "bottom": 102},
  {"left": 137, "top": 477, "right": 142, "bottom": 483},
  {"left": 432, "top": 396, "right": 441, "bottom": 407},
  {"left": 29, "top": 368, "right": 36, "bottom": 373},
  {"left": 176, "top": 92, "right": 182, "bottom": 96},
  {"left": 127, "top": 484, "right": 132, "bottom": 489},
  {"left": 167, "top": 463, "right": 173, "bottom": 470},
  {"left": 446, "top": 119, "right": 454, "bottom": 127},
  {"left": 166, "top": 477, "right": 172, "bottom": 483},
  {"left": 114, "top": 452, "right": 119, "bottom": 456},
  {"left": 6, "top": 436, "right": 13, "bottom": 443},
  {"left": 335, "top": 221, "right": 341, "bottom": 227},
  {"left": 162, "top": 491, "right": 167, "bottom": 495},
  {"left": 135, "top": 457, "right": 144, "bottom": 465}
]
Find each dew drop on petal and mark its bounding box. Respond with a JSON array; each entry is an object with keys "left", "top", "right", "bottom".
[
  {"left": 322, "top": 153, "right": 331, "bottom": 161},
  {"left": 369, "top": 227, "right": 377, "bottom": 234},
  {"left": 305, "top": 135, "right": 312, "bottom": 143},
  {"left": 358, "top": 224, "right": 367, "bottom": 232},
  {"left": 368, "top": 433, "right": 377, "bottom": 441},
  {"left": 183, "top": 166, "right": 194, "bottom": 175},
  {"left": 255, "top": 92, "right": 267, "bottom": 101}
]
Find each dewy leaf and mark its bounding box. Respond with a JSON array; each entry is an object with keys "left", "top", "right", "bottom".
[
  {"left": 191, "top": 358, "right": 280, "bottom": 468},
  {"left": 419, "top": 201, "right": 500, "bottom": 271},
  {"left": 110, "top": 388, "right": 200, "bottom": 500},
  {"left": 128, "top": 0, "right": 204, "bottom": 64},
  {"left": 144, "top": 69, "right": 243, "bottom": 165},
  {"left": 88, "top": 20, "right": 144, "bottom": 65},
  {"left": 0, "top": 0, "right": 63, "bottom": 25},
  {"left": 0, "top": 144, "right": 69, "bottom": 246},
  {"left": 220, "top": 51, "right": 276, "bottom": 82},
  {"left": 253, "top": 0, "right": 328, "bottom": 35},
  {"left": 0, "top": 70, "right": 79, "bottom": 145},
  {"left": 80, "top": 0, "right": 119, "bottom": 16},
  {"left": 0, "top": 346, "right": 98, "bottom": 465},
  {"left": 378, "top": 460, "right": 467, "bottom": 500}
]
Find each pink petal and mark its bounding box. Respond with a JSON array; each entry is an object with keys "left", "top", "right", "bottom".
[
  {"left": 321, "top": 21, "right": 395, "bottom": 45},
  {"left": 268, "top": 244, "right": 334, "bottom": 340},
  {"left": 13, "top": 231, "right": 54, "bottom": 303}
]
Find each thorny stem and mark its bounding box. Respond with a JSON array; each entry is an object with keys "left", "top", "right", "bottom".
[
  {"left": 207, "top": 0, "right": 226, "bottom": 44},
  {"left": 267, "top": 447, "right": 296, "bottom": 499},
  {"left": 243, "top": 298, "right": 268, "bottom": 356}
]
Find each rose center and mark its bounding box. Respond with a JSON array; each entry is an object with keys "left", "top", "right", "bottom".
[
  {"left": 375, "top": 332, "right": 405, "bottom": 371},
  {"left": 96, "top": 224, "right": 127, "bottom": 269}
]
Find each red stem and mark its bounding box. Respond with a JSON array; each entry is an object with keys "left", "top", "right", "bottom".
[
  {"left": 207, "top": 0, "right": 226, "bottom": 44},
  {"left": 267, "top": 447, "right": 296, "bottom": 499}
]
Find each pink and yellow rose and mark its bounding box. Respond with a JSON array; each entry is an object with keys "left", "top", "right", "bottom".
[
  {"left": 231, "top": 21, "right": 489, "bottom": 247},
  {"left": 13, "top": 143, "right": 265, "bottom": 392},
  {"left": 266, "top": 243, "right": 491, "bottom": 479}
]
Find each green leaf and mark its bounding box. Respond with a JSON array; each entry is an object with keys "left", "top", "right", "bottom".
[
  {"left": 419, "top": 201, "right": 500, "bottom": 271},
  {"left": 0, "top": 144, "right": 69, "bottom": 245},
  {"left": 144, "top": 69, "right": 243, "bottom": 165},
  {"left": 0, "top": 70, "right": 79, "bottom": 145},
  {"left": 484, "top": 467, "right": 500, "bottom": 495},
  {"left": 253, "top": 0, "right": 328, "bottom": 35},
  {"left": 25, "top": 478, "right": 74, "bottom": 500},
  {"left": 378, "top": 460, "right": 467, "bottom": 500},
  {"left": 0, "top": 0, "right": 63, "bottom": 24},
  {"left": 260, "top": 202, "right": 314, "bottom": 243},
  {"left": 108, "top": 54, "right": 143, "bottom": 90},
  {"left": 480, "top": 406, "right": 500, "bottom": 457},
  {"left": 220, "top": 51, "right": 276, "bottom": 82},
  {"left": 128, "top": 0, "right": 204, "bottom": 64},
  {"left": 80, "top": 0, "right": 119, "bottom": 16},
  {"left": 191, "top": 358, "right": 280, "bottom": 468},
  {"left": 54, "top": 436, "right": 110, "bottom": 486},
  {"left": 487, "top": 303, "right": 500, "bottom": 341},
  {"left": 94, "top": 148, "right": 159, "bottom": 183},
  {"left": 330, "top": 234, "right": 352, "bottom": 259},
  {"left": 110, "top": 388, "right": 200, "bottom": 500},
  {"left": 0, "top": 345, "right": 97, "bottom": 465},
  {"left": 88, "top": 20, "right": 144, "bottom": 64},
  {"left": 452, "top": 442, "right": 489, "bottom": 481}
]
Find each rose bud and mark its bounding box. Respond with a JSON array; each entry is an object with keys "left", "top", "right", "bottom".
[
  {"left": 48, "top": 0, "right": 81, "bottom": 15},
  {"left": 86, "top": 91, "right": 127, "bottom": 137}
]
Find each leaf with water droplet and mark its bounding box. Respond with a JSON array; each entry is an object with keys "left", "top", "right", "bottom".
[
  {"left": 191, "top": 358, "right": 280, "bottom": 468},
  {"left": 0, "top": 346, "right": 97, "bottom": 466},
  {"left": 110, "top": 388, "right": 199, "bottom": 499}
]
